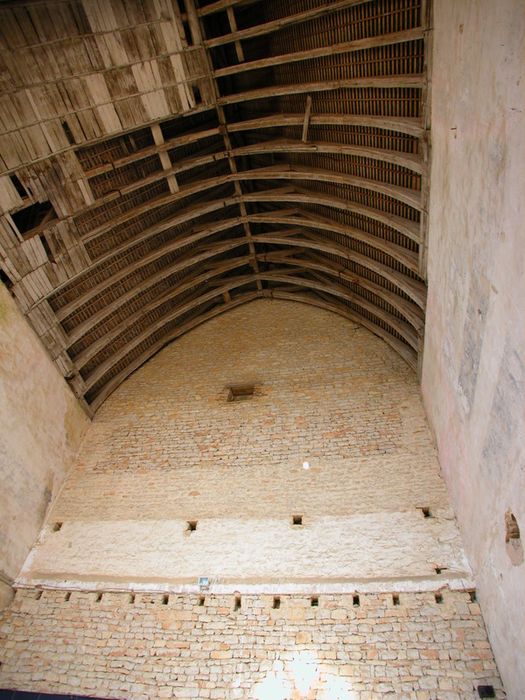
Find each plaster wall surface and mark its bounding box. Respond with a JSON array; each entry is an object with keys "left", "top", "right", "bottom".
[
  {"left": 422, "top": 2, "right": 525, "bottom": 698},
  {"left": 0, "top": 283, "right": 89, "bottom": 601},
  {"left": 0, "top": 587, "right": 504, "bottom": 699},
  {"left": 21, "top": 300, "right": 469, "bottom": 590}
]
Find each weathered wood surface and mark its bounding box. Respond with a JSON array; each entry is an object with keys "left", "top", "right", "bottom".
[{"left": 0, "top": 0, "right": 429, "bottom": 408}]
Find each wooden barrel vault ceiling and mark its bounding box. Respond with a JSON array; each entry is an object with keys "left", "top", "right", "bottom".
[{"left": 0, "top": 0, "right": 431, "bottom": 413}]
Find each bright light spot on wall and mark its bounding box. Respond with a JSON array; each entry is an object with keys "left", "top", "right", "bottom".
[
  {"left": 302, "top": 461, "right": 310, "bottom": 470},
  {"left": 291, "top": 651, "right": 319, "bottom": 695},
  {"left": 253, "top": 669, "right": 290, "bottom": 700}
]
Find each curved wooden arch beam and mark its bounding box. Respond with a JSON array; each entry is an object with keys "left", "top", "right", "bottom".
[
  {"left": 203, "top": 0, "right": 375, "bottom": 44},
  {"left": 87, "top": 151, "right": 422, "bottom": 214},
  {"left": 231, "top": 139, "right": 423, "bottom": 174},
  {"left": 214, "top": 28, "right": 424, "bottom": 79},
  {"left": 248, "top": 210, "right": 418, "bottom": 272},
  {"left": 53, "top": 190, "right": 417, "bottom": 317},
  {"left": 93, "top": 138, "right": 422, "bottom": 202},
  {"left": 64, "top": 220, "right": 420, "bottom": 347},
  {"left": 198, "top": 0, "right": 370, "bottom": 20},
  {"left": 88, "top": 290, "right": 261, "bottom": 412},
  {"left": 239, "top": 165, "right": 421, "bottom": 210},
  {"left": 242, "top": 185, "right": 420, "bottom": 242},
  {"left": 84, "top": 113, "right": 423, "bottom": 180},
  {"left": 261, "top": 251, "right": 423, "bottom": 330},
  {"left": 228, "top": 113, "right": 424, "bottom": 138},
  {"left": 74, "top": 249, "right": 422, "bottom": 371},
  {"left": 74, "top": 253, "right": 254, "bottom": 369},
  {"left": 82, "top": 161, "right": 419, "bottom": 248},
  {"left": 252, "top": 230, "right": 425, "bottom": 308},
  {"left": 56, "top": 199, "right": 421, "bottom": 334},
  {"left": 83, "top": 267, "right": 416, "bottom": 394},
  {"left": 216, "top": 76, "right": 425, "bottom": 109},
  {"left": 66, "top": 236, "right": 250, "bottom": 345},
  {"left": 54, "top": 214, "right": 248, "bottom": 319}
]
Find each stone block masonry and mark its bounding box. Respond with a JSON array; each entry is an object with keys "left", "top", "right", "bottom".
[
  {"left": 19, "top": 301, "right": 469, "bottom": 589},
  {"left": 0, "top": 588, "right": 504, "bottom": 699}
]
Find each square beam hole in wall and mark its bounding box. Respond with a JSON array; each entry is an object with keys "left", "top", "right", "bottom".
[
  {"left": 273, "top": 596, "right": 280, "bottom": 609},
  {"left": 234, "top": 595, "right": 241, "bottom": 611},
  {"left": 392, "top": 594, "right": 400, "bottom": 606},
  {"left": 435, "top": 592, "right": 443, "bottom": 604},
  {"left": 310, "top": 596, "right": 318, "bottom": 607},
  {"left": 292, "top": 514, "right": 303, "bottom": 526},
  {"left": 477, "top": 686, "right": 495, "bottom": 698},
  {"left": 420, "top": 507, "right": 432, "bottom": 518},
  {"left": 353, "top": 594, "right": 360, "bottom": 607},
  {"left": 52, "top": 522, "right": 62, "bottom": 532},
  {"left": 187, "top": 520, "right": 197, "bottom": 532},
  {"left": 227, "top": 384, "right": 255, "bottom": 402}
]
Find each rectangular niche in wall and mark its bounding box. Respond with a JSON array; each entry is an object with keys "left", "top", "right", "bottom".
[{"left": 227, "top": 384, "right": 255, "bottom": 402}]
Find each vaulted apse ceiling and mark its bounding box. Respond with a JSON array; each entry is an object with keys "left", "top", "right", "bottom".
[{"left": 0, "top": 0, "right": 430, "bottom": 413}]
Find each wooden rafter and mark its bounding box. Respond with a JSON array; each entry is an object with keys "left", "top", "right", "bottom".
[{"left": 0, "top": 0, "right": 430, "bottom": 408}]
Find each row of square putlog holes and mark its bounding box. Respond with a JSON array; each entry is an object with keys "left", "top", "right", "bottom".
[
  {"left": 51, "top": 508, "right": 436, "bottom": 534},
  {"left": 27, "top": 589, "right": 477, "bottom": 607}
]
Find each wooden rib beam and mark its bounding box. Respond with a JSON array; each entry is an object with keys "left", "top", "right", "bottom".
[
  {"left": 66, "top": 237, "right": 250, "bottom": 345},
  {"left": 252, "top": 230, "right": 425, "bottom": 308},
  {"left": 216, "top": 76, "right": 425, "bottom": 107},
  {"left": 85, "top": 143, "right": 423, "bottom": 212},
  {"left": 242, "top": 186, "right": 420, "bottom": 242},
  {"left": 72, "top": 246, "right": 423, "bottom": 369},
  {"left": 52, "top": 197, "right": 418, "bottom": 320},
  {"left": 203, "top": 0, "right": 374, "bottom": 44},
  {"left": 82, "top": 115, "right": 423, "bottom": 180},
  {"left": 75, "top": 254, "right": 254, "bottom": 369},
  {"left": 80, "top": 165, "right": 419, "bottom": 249},
  {"left": 44, "top": 184, "right": 418, "bottom": 310},
  {"left": 88, "top": 291, "right": 261, "bottom": 412},
  {"left": 235, "top": 164, "right": 422, "bottom": 210},
  {"left": 214, "top": 28, "right": 425, "bottom": 78},
  {"left": 61, "top": 225, "right": 421, "bottom": 349},
  {"left": 261, "top": 251, "right": 423, "bottom": 329},
  {"left": 247, "top": 210, "right": 418, "bottom": 271},
  {"left": 82, "top": 268, "right": 415, "bottom": 393}
]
